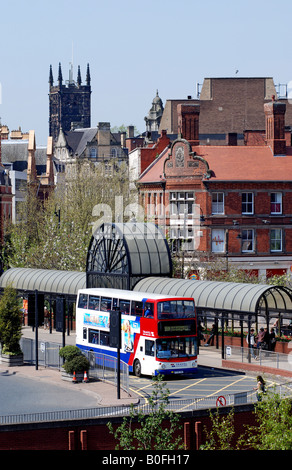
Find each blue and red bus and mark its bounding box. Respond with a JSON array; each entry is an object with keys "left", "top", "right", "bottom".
[{"left": 76, "top": 288, "right": 197, "bottom": 376}]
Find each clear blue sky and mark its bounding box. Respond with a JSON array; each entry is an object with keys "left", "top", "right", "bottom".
[{"left": 1, "top": 0, "right": 292, "bottom": 145}]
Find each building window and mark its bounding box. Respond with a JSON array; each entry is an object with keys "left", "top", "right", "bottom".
[
  {"left": 270, "top": 229, "right": 282, "bottom": 252},
  {"left": 111, "top": 148, "right": 118, "bottom": 158},
  {"left": 212, "top": 193, "right": 224, "bottom": 214},
  {"left": 271, "top": 193, "right": 282, "bottom": 214},
  {"left": 241, "top": 229, "right": 255, "bottom": 252},
  {"left": 211, "top": 229, "right": 225, "bottom": 253},
  {"left": 170, "top": 192, "right": 194, "bottom": 216},
  {"left": 89, "top": 147, "right": 97, "bottom": 158},
  {"left": 169, "top": 227, "right": 194, "bottom": 252},
  {"left": 242, "top": 193, "right": 254, "bottom": 214}
]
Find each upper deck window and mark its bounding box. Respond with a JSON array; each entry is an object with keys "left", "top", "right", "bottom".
[
  {"left": 157, "top": 300, "right": 195, "bottom": 319},
  {"left": 78, "top": 294, "right": 88, "bottom": 309},
  {"left": 88, "top": 295, "right": 100, "bottom": 310}
]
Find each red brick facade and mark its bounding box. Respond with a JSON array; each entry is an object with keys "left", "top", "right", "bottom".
[
  {"left": 137, "top": 98, "right": 292, "bottom": 279},
  {"left": 0, "top": 405, "right": 257, "bottom": 450}
]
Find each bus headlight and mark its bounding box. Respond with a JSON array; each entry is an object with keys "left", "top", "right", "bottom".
[{"left": 160, "top": 364, "right": 166, "bottom": 369}]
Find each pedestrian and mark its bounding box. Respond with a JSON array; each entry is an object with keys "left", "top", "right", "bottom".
[
  {"left": 273, "top": 318, "right": 279, "bottom": 335},
  {"left": 256, "top": 328, "right": 265, "bottom": 349},
  {"left": 254, "top": 375, "right": 266, "bottom": 401},
  {"left": 246, "top": 328, "right": 257, "bottom": 359},
  {"left": 198, "top": 321, "right": 205, "bottom": 345},
  {"left": 269, "top": 327, "right": 276, "bottom": 352},
  {"left": 262, "top": 328, "right": 270, "bottom": 350},
  {"left": 204, "top": 323, "right": 217, "bottom": 347}
]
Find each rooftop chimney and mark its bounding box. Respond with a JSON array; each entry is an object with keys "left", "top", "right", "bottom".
[
  {"left": 177, "top": 104, "right": 200, "bottom": 146},
  {"left": 264, "top": 97, "right": 286, "bottom": 155}
]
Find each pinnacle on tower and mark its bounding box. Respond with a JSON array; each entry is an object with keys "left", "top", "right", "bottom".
[
  {"left": 77, "top": 65, "right": 82, "bottom": 86},
  {"left": 86, "top": 63, "right": 91, "bottom": 86},
  {"left": 49, "top": 65, "right": 54, "bottom": 86},
  {"left": 58, "top": 63, "right": 63, "bottom": 85}
]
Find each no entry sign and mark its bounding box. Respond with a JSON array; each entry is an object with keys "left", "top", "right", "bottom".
[{"left": 216, "top": 395, "right": 226, "bottom": 407}]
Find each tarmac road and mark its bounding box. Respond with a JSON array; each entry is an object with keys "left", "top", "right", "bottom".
[
  {"left": 129, "top": 367, "right": 265, "bottom": 404},
  {"left": 0, "top": 326, "right": 287, "bottom": 418},
  {"left": 0, "top": 368, "right": 101, "bottom": 416}
]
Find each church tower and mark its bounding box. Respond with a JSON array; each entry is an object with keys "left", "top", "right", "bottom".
[{"left": 49, "top": 63, "right": 91, "bottom": 142}]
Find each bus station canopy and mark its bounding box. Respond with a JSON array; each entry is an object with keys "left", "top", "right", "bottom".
[
  {"left": 0, "top": 268, "right": 86, "bottom": 297},
  {"left": 134, "top": 277, "right": 292, "bottom": 321}
]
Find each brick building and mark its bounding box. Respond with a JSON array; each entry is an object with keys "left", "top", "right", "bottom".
[
  {"left": 137, "top": 98, "right": 292, "bottom": 280},
  {"left": 159, "top": 77, "right": 292, "bottom": 146}
]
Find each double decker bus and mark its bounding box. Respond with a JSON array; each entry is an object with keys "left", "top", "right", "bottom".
[{"left": 76, "top": 288, "right": 197, "bottom": 377}]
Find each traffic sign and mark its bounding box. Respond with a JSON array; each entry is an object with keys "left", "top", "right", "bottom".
[{"left": 216, "top": 395, "right": 226, "bottom": 407}]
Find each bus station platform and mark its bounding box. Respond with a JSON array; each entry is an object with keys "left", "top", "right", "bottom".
[{"left": 1, "top": 327, "right": 289, "bottom": 411}]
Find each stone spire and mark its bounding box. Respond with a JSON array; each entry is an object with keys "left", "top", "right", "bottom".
[
  {"left": 86, "top": 63, "right": 91, "bottom": 86},
  {"left": 58, "top": 62, "right": 63, "bottom": 85},
  {"left": 77, "top": 65, "right": 82, "bottom": 87},
  {"left": 49, "top": 65, "right": 54, "bottom": 87}
]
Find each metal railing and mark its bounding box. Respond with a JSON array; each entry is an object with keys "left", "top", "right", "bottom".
[
  {"left": 224, "top": 344, "right": 292, "bottom": 374},
  {"left": 84, "top": 349, "right": 129, "bottom": 393},
  {"left": 19, "top": 337, "right": 129, "bottom": 393},
  {"left": 20, "top": 337, "right": 62, "bottom": 369},
  {"left": 1, "top": 381, "right": 291, "bottom": 425}
]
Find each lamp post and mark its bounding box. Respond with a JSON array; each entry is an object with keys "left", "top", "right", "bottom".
[
  {"left": 35, "top": 289, "right": 39, "bottom": 370},
  {"left": 225, "top": 229, "right": 229, "bottom": 272}
]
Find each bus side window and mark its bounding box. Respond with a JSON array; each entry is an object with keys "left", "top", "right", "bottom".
[
  {"left": 78, "top": 294, "right": 88, "bottom": 309},
  {"left": 89, "top": 329, "right": 99, "bottom": 344},
  {"left": 112, "top": 298, "right": 119, "bottom": 310},
  {"left": 120, "top": 300, "right": 130, "bottom": 314},
  {"left": 100, "top": 331, "right": 109, "bottom": 346},
  {"left": 88, "top": 295, "right": 100, "bottom": 310},
  {"left": 83, "top": 327, "right": 87, "bottom": 340},
  {"left": 144, "top": 303, "right": 154, "bottom": 318},
  {"left": 101, "top": 297, "right": 112, "bottom": 312},
  {"left": 131, "top": 300, "right": 143, "bottom": 316}
]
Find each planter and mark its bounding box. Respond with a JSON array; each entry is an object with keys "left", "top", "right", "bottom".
[
  {"left": 274, "top": 341, "right": 292, "bottom": 354},
  {"left": 61, "top": 370, "right": 85, "bottom": 382},
  {"left": 1, "top": 353, "right": 24, "bottom": 367}
]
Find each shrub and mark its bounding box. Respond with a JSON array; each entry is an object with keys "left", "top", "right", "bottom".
[
  {"left": 62, "top": 354, "right": 90, "bottom": 375},
  {"left": 59, "top": 345, "right": 90, "bottom": 374},
  {"left": 0, "top": 286, "right": 22, "bottom": 355},
  {"left": 59, "top": 345, "right": 82, "bottom": 362}
]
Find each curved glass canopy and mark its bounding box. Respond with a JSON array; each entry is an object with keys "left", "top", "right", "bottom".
[{"left": 134, "top": 277, "right": 292, "bottom": 321}]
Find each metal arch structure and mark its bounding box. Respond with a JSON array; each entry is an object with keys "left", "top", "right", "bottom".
[{"left": 86, "top": 222, "right": 172, "bottom": 290}]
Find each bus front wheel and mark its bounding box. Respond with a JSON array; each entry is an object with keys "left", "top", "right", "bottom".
[{"left": 134, "top": 359, "right": 141, "bottom": 377}]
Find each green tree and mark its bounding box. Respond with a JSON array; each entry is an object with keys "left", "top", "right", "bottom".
[
  {"left": 5, "top": 159, "right": 132, "bottom": 271},
  {"left": 200, "top": 407, "right": 236, "bottom": 450},
  {"left": 0, "top": 286, "right": 22, "bottom": 354},
  {"left": 200, "top": 389, "right": 292, "bottom": 450},
  {"left": 239, "top": 389, "right": 292, "bottom": 450},
  {"left": 107, "top": 375, "right": 184, "bottom": 450}
]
